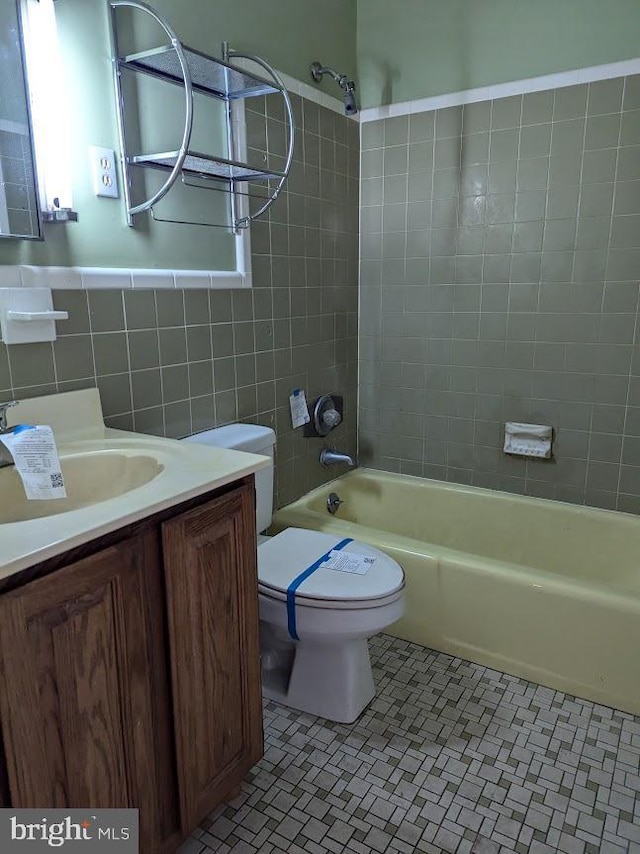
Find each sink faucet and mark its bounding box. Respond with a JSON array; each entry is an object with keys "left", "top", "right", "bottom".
[
  {"left": 0, "top": 401, "right": 18, "bottom": 468},
  {"left": 0, "top": 401, "right": 18, "bottom": 434},
  {"left": 319, "top": 448, "right": 357, "bottom": 468}
]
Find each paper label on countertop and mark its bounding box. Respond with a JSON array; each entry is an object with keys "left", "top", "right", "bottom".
[
  {"left": 323, "top": 550, "right": 376, "bottom": 575},
  {"left": 0, "top": 425, "right": 66, "bottom": 500},
  {"left": 289, "top": 389, "right": 310, "bottom": 429}
]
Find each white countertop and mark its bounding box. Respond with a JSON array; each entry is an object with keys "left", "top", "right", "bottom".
[{"left": 0, "top": 390, "right": 268, "bottom": 579}]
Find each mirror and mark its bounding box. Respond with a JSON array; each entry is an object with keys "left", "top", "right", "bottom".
[{"left": 0, "top": 0, "right": 42, "bottom": 240}]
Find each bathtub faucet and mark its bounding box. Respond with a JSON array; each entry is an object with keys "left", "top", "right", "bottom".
[{"left": 319, "top": 448, "right": 357, "bottom": 468}]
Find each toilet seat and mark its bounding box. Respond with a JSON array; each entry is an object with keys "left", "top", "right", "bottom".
[{"left": 258, "top": 527, "right": 405, "bottom": 610}]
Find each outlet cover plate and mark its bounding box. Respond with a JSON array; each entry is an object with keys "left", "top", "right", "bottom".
[{"left": 90, "top": 146, "right": 119, "bottom": 199}]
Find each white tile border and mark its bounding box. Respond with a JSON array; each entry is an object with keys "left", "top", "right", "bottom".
[
  {"left": 360, "top": 57, "right": 640, "bottom": 123},
  {"left": 0, "top": 119, "right": 29, "bottom": 136},
  {"left": 0, "top": 266, "right": 249, "bottom": 290}
]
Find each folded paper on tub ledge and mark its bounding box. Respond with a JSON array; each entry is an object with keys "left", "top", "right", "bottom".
[{"left": 504, "top": 422, "right": 553, "bottom": 459}]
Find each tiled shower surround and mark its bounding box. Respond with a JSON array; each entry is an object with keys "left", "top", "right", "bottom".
[
  {"left": 359, "top": 75, "right": 640, "bottom": 512},
  {"left": 0, "top": 94, "right": 359, "bottom": 507}
]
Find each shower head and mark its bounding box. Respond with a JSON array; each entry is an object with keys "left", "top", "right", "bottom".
[
  {"left": 342, "top": 79, "right": 357, "bottom": 116},
  {"left": 310, "top": 61, "right": 358, "bottom": 116}
]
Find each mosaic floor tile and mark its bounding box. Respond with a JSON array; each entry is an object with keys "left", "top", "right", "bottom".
[{"left": 181, "top": 635, "right": 640, "bottom": 853}]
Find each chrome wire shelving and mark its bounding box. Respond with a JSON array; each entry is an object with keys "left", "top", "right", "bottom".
[
  {"left": 129, "top": 151, "right": 286, "bottom": 183},
  {"left": 120, "top": 44, "right": 280, "bottom": 100},
  {"left": 108, "top": 0, "right": 294, "bottom": 230}
]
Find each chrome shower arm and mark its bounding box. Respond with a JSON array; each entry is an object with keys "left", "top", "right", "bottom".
[
  {"left": 310, "top": 61, "right": 358, "bottom": 115},
  {"left": 311, "top": 62, "right": 349, "bottom": 88}
]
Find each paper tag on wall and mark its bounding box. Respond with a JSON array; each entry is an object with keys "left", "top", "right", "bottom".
[
  {"left": 0, "top": 425, "right": 66, "bottom": 500},
  {"left": 323, "top": 550, "right": 376, "bottom": 575},
  {"left": 289, "top": 389, "right": 310, "bottom": 429}
]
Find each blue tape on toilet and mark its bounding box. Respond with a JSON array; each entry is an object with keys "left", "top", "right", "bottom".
[{"left": 286, "top": 538, "right": 354, "bottom": 641}]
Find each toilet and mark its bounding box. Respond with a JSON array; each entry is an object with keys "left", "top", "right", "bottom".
[{"left": 182, "top": 424, "right": 405, "bottom": 723}]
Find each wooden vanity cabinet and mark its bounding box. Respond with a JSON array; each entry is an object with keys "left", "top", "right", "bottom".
[{"left": 0, "top": 476, "right": 262, "bottom": 853}]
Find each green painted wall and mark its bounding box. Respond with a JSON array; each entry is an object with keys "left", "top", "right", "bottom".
[
  {"left": 144, "top": 0, "right": 357, "bottom": 88},
  {"left": 0, "top": 0, "right": 356, "bottom": 269},
  {"left": 358, "top": 0, "right": 640, "bottom": 108}
]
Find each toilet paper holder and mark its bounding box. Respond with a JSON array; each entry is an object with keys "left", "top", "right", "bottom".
[{"left": 504, "top": 422, "right": 554, "bottom": 459}]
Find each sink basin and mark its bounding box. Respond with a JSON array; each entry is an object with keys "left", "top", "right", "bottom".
[
  {"left": 0, "top": 450, "right": 164, "bottom": 523},
  {"left": 0, "top": 388, "right": 270, "bottom": 579}
]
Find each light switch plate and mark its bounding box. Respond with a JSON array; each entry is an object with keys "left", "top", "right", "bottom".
[{"left": 89, "top": 146, "right": 119, "bottom": 198}]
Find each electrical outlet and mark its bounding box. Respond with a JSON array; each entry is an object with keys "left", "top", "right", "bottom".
[{"left": 89, "top": 146, "right": 119, "bottom": 198}]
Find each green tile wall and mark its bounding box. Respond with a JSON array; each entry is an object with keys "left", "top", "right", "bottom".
[
  {"left": 0, "top": 94, "right": 359, "bottom": 509},
  {"left": 359, "top": 75, "right": 640, "bottom": 512}
]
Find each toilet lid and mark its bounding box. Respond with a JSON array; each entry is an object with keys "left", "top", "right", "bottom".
[{"left": 258, "top": 528, "right": 404, "bottom": 604}]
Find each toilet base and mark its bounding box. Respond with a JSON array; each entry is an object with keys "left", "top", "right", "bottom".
[{"left": 263, "top": 637, "right": 375, "bottom": 724}]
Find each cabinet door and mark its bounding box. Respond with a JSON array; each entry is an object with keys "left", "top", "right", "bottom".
[
  {"left": 162, "top": 481, "right": 263, "bottom": 831},
  {"left": 0, "top": 530, "right": 180, "bottom": 853}
]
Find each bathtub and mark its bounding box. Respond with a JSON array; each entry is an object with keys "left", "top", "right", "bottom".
[{"left": 273, "top": 468, "right": 640, "bottom": 716}]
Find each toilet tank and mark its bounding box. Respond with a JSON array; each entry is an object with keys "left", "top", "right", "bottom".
[{"left": 182, "top": 424, "right": 276, "bottom": 533}]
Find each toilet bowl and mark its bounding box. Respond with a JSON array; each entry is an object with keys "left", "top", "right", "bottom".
[
  {"left": 258, "top": 527, "right": 404, "bottom": 722},
  {"left": 182, "top": 424, "right": 406, "bottom": 723}
]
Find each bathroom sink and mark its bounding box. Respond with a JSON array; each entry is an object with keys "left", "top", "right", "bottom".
[
  {"left": 0, "top": 450, "right": 164, "bottom": 523},
  {"left": 0, "top": 388, "right": 270, "bottom": 578}
]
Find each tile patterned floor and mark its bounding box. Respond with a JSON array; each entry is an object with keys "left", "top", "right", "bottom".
[{"left": 181, "top": 635, "right": 640, "bottom": 854}]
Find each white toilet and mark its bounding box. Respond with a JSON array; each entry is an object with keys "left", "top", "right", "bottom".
[{"left": 182, "top": 424, "right": 405, "bottom": 723}]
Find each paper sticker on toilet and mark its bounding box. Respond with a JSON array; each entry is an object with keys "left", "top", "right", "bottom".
[{"left": 323, "top": 550, "right": 375, "bottom": 575}]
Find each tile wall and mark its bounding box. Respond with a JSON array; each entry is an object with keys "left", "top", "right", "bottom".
[
  {"left": 0, "top": 94, "right": 360, "bottom": 508},
  {"left": 359, "top": 75, "right": 640, "bottom": 512},
  {"left": 0, "top": 128, "right": 38, "bottom": 237}
]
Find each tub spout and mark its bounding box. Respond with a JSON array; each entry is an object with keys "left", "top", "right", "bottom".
[{"left": 320, "top": 448, "right": 357, "bottom": 468}]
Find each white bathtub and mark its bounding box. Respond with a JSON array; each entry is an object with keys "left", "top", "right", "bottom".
[{"left": 273, "top": 469, "right": 640, "bottom": 716}]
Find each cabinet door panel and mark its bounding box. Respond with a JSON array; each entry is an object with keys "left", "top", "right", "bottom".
[
  {"left": 0, "top": 531, "right": 178, "bottom": 852},
  {"left": 47, "top": 582, "right": 129, "bottom": 807},
  {"left": 163, "top": 482, "right": 262, "bottom": 830},
  {"left": 198, "top": 524, "right": 245, "bottom": 774}
]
